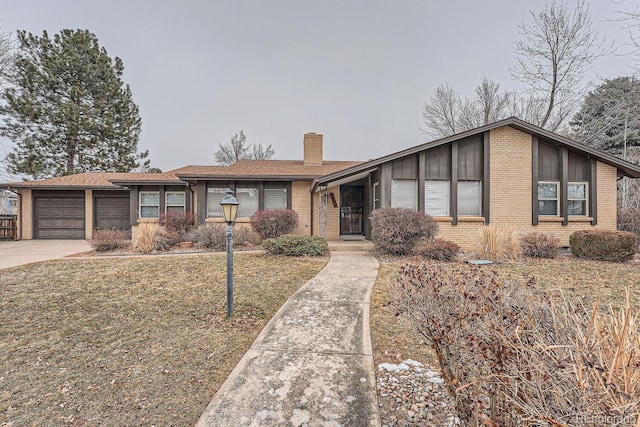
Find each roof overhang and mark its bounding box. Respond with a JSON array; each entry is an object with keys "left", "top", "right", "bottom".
[
  {"left": 312, "top": 167, "right": 378, "bottom": 192},
  {"left": 108, "top": 180, "right": 185, "bottom": 187},
  {"left": 176, "top": 174, "right": 317, "bottom": 182},
  {"left": 0, "top": 184, "right": 123, "bottom": 191}
]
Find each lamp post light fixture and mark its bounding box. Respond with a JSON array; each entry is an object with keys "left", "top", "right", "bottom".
[{"left": 220, "top": 189, "right": 239, "bottom": 318}]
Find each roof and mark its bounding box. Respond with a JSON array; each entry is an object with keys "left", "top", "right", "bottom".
[
  {"left": 313, "top": 116, "right": 640, "bottom": 190},
  {"left": 174, "top": 160, "right": 362, "bottom": 181},
  {"left": 0, "top": 172, "right": 182, "bottom": 190},
  {"left": 0, "top": 160, "right": 362, "bottom": 190}
]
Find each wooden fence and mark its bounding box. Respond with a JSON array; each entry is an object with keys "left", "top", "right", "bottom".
[{"left": 0, "top": 215, "right": 17, "bottom": 240}]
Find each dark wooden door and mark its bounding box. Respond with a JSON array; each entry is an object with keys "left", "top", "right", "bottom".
[
  {"left": 340, "top": 186, "right": 364, "bottom": 235},
  {"left": 34, "top": 195, "right": 85, "bottom": 239},
  {"left": 95, "top": 193, "right": 130, "bottom": 230}
]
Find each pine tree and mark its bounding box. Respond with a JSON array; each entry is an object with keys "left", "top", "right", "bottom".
[{"left": 1, "top": 29, "right": 149, "bottom": 179}]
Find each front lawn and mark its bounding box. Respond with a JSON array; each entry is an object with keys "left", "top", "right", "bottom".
[{"left": 0, "top": 253, "right": 326, "bottom": 426}]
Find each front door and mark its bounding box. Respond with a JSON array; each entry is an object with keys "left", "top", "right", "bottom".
[{"left": 340, "top": 186, "right": 364, "bottom": 235}]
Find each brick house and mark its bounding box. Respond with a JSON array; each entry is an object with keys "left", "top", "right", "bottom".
[{"left": 3, "top": 117, "right": 640, "bottom": 250}]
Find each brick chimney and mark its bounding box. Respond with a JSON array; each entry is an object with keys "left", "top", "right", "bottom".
[{"left": 303, "top": 132, "right": 323, "bottom": 166}]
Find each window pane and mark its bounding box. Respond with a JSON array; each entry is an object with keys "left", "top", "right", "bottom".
[
  {"left": 568, "top": 200, "right": 587, "bottom": 215},
  {"left": 236, "top": 187, "right": 258, "bottom": 217},
  {"left": 166, "top": 192, "right": 185, "bottom": 206},
  {"left": 391, "top": 179, "right": 417, "bottom": 210},
  {"left": 568, "top": 183, "right": 586, "bottom": 200},
  {"left": 140, "top": 192, "right": 159, "bottom": 205},
  {"left": 538, "top": 200, "right": 558, "bottom": 215},
  {"left": 166, "top": 206, "right": 184, "bottom": 213},
  {"left": 264, "top": 188, "right": 288, "bottom": 210},
  {"left": 458, "top": 181, "right": 482, "bottom": 216},
  {"left": 425, "top": 180, "right": 449, "bottom": 216},
  {"left": 206, "top": 187, "right": 226, "bottom": 217},
  {"left": 140, "top": 206, "right": 159, "bottom": 218},
  {"left": 538, "top": 183, "right": 558, "bottom": 199}
]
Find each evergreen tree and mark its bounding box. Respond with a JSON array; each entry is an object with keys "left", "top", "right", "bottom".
[
  {"left": 571, "top": 77, "right": 640, "bottom": 156},
  {"left": 1, "top": 29, "right": 148, "bottom": 179}
]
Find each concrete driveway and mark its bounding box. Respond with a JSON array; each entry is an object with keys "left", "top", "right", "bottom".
[{"left": 0, "top": 240, "right": 92, "bottom": 270}]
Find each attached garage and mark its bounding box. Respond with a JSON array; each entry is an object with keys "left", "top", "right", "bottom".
[
  {"left": 94, "top": 191, "right": 130, "bottom": 230},
  {"left": 33, "top": 191, "right": 85, "bottom": 239}
]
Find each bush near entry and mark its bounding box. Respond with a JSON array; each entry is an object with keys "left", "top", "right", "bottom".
[
  {"left": 250, "top": 209, "right": 298, "bottom": 240},
  {"left": 263, "top": 234, "right": 328, "bottom": 256},
  {"left": 369, "top": 208, "right": 438, "bottom": 255}
]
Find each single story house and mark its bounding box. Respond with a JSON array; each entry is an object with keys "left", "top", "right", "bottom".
[{"left": 2, "top": 117, "right": 640, "bottom": 250}]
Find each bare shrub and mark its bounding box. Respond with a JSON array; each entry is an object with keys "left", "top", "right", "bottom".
[
  {"left": 159, "top": 211, "right": 195, "bottom": 237},
  {"left": 415, "top": 238, "right": 460, "bottom": 261},
  {"left": 369, "top": 208, "right": 438, "bottom": 255},
  {"left": 134, "top": 223, "right": 157, "bottom": 254},
  {"left": 519, "top": 231, "right": 560, "bottom": 259},
  {"left": 395, "top": 263, "right": 640, "bottom": 426},
  {"left": 618, "top": 207, "right": 640, "bottom": 238},
  {"left": 570, "top": 229, "right": 637, "bottom": 262},
  {"left": 476, "top": 224, "right": 519, "bottom": 262},
  {"left": 89, "top": 229, "right": 130, "bottom": 252},
  {"left": 186, "top": 224, "right": 226, "bottom": 250},
  {"left": 250, "top": 209, "right": 298, "bottom": 240},
  {"left": 233, "top": 225, "right": 262, "bottom": 247},
  {"left": 153, "top": 227, "right": 181, "bottom": 251}
]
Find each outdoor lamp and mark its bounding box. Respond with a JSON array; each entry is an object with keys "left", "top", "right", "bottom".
[
  {"left": 220, "top": 189, "right": 239, "bottom": 318},
  {"left": 220, "top": 189, "right": 239, "bottom": 224}
]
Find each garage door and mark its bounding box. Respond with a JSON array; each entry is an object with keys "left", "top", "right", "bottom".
[
  {"left": 34, "top": 194, "right": 85, "bottom": 239},
  {"left": 95, "top": 193, "right": 130, "bottom": 230}
]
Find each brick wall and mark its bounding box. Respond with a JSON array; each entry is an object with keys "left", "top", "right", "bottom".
[
  {"left": 85, "top": 190, "right": 93, "bottom": 239},
  {"left": 311, "top": 188, "right": 340, "bottom": 240},
  {"left": 20, "top": 189, "right": 32, "bottom": 239},
  {"left": 292, "top": 181, "right": 312, "bottom": 235},
  {"left": 303, "top": 133, "right": 323, "bottom": 166}
]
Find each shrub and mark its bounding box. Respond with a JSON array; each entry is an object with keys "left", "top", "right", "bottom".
[
  {"left": 369, "top": 208, "right": 438, "bottom": 255},
  {"left": 416, "top": 238, "right": 460, "bottom": 261},
  {"left": 186, "top": 224, "right": 226, "bottom": 250},
  {"left": 570, "top": 229, "right": 637, "bottom": 262},
  {"left": 395, "top": 263, "right": 640, "bottom": 425},
  {"left": 519, "top": 231, "right": 560, "bottom": 259},
  {"left": 233, "top": 225, "right": 262, "bottom": 247},
  {"left": 134, "top": 223, "right": 157, "bottom": 254},
  {"left": 476, "top": 224, "right": 519, "bottom": 262},
  {"left": 618, "top": 207, "right": 640, "bottom": 238},
  {"left": 153, "top": 227, "right": 181, "bottom": 251},
  {"left": 89, "top": 229, "right": 130, "bottom": 252},
  {"left": 250, "top": 209, "right": 299, "bottom": 240},
  {"left": 159, "top": 211, "right": 195, "bottom": 237},
  {"left": 263, "top": 234, "right": 328, "bottom": 256}
]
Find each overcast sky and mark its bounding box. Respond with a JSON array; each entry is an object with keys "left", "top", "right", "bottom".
[{"left": 0, "top": 0, "right": 637, "bottom": 174}]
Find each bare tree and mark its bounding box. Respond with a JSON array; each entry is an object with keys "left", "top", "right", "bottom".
[
  {"left": 422, "top": 77, "right": 513, "bottom": 138},
  {"left": 510, "top": 0, "right": 608, "bottom": 131},
  {"left": 214, "top": 130, "right": 276, "bottom": 165},
  {"left": 616, "top": 1, "right": 640, "bottom": 72},
  {"left": 0, "top": 29, "right": 14, "bottom": 182}
]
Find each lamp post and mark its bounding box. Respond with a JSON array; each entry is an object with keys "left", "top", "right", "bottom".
[{"left": 220, "top": 189, "right": 239, "bottom": 318}]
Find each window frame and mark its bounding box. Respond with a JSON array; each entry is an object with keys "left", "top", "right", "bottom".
[
  {"left": 139, "top": 191, "right": 160, "bottom": 219},
  {"left": 165, "top": 191, "right": 185, "bottom": 213},
  {"left": 537, "top": 181, "right": 560, "bottom": 216},
  {"left": 568, "top": 181, "right": 589, "bottom": 216},
  {"left": 372, "top": 182, "right": 380, "bottom": 210}
]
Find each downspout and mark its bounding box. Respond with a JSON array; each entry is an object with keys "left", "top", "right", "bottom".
[{"left": 310, "top": 185, "right": 314, "bottom": 236}]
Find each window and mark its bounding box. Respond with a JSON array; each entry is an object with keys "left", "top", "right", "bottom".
[
  {"left": 165, "top": 192, "right": 185, "bottom": 213},
  {"left": 458, "top": 181, "right": 482, "bottom": 216},
  {"left": 264, "top": 186, "right": 288, "bottom": 210},
  {"left": 139, "top": 192, "right": 159, "bottom": 219},
  {"left": 538, "top": 182, "right": 559, "bottom": 216},
  {"left": 568, "top": 182, "right": 588, "bottom": 216},
  {"left": 391, "top": 179, "right": 417, "bottom": 210},
  {"left": 372, "top": 182, "right": 380, "bottom": 210},
  {"left": 206, "top": 186, "right": 227, "bottom": 217},
  {"left": 236, "top": 186, "right": 259, "bottom": 218},
  {"left": 425, "top": 180, "right": 450, "bottom": 216}
]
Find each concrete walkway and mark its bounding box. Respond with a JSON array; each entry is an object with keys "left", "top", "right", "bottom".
[
  {"left": 197, "top": 251, "right": 381, "bottom": 427},
  {"left": 0, "top": 239, "right": 92, "bottom": 270}
]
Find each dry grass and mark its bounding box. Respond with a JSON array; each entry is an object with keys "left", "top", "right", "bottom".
[
  {"left": 0, "top": 253, "right": 326, "bottom": 426},
  {"left": 133, "top": 222, "right": 157, "bottom": 254},
  {"left": 476, "top": 224, "right": 519, "bottom": 262}
]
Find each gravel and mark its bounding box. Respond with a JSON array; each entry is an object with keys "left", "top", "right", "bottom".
[{"left": 376, "top": 359, "right": 458, "bottom": 427}]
